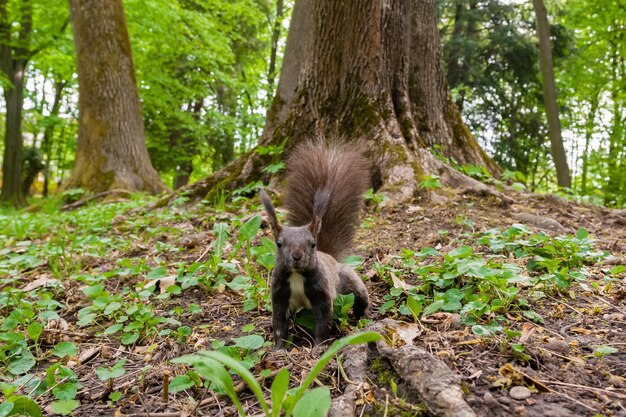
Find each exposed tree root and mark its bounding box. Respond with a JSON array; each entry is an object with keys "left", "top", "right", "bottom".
[
  {"left": 414, "top": 148, "right": 514, "bottom": 207},
  {"left": 329, "top": 344, "right": 368, "bottom": 417},
  {"left": 60, "top": 189, "right": 132, "bottom": 211},
  {"left": 369, "top": 319, "right": 476, "bottom": 417},
  {"left": 457, "top": 186, "right": 514, "bottom": 207},
  {"left": 515, "top": 212, "right": 572, "bottom": 233}
]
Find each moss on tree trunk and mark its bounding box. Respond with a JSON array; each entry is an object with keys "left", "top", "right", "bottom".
[
  {"left": 64, "top": 0, "right": 166, "bottom": 195},
  {"left": 177, "top": 0, "right": 501, "bottom": 205}
]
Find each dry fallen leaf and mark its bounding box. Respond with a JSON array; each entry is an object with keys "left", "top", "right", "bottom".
[
  {"left": 390, "top": 272, "right": 414, "bottom": 292},
  {"left": 22, "top": 276, "right": 59, "bottom": 292},
  {"left": 570, "top": 327, "right": 592, "bottom": 334},
  {"left": 519, "top": 322, "right": 536, "bottom": 343},
  {"left": 498, "top": 363, "right": 550, "bottom": 392}
]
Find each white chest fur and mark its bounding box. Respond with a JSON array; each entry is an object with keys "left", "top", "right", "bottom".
[{"left": 288, "top": 273, "right": 312, "bottom": 311}]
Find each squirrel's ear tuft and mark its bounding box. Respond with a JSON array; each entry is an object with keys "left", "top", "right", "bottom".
[
  {"left": 260, "top": 189, "right": 282, "bottom": 238},
  {"left": 309, "top": 188, "right": 329, "bottom": 238},
  {"left": 309, "top": 215, "right": 322, "bottom": 238}
]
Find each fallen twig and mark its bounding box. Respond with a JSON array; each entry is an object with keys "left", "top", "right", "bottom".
[
  {"left": 538, "top": 379, "right": 626, "bottom": 400},
  {"left": 369, "top": 319, "right": 476, "bottom": 417}
]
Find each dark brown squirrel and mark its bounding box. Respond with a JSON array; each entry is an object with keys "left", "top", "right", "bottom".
[{"left": 260, "top": 140, "right": 370, "bottom": 347}]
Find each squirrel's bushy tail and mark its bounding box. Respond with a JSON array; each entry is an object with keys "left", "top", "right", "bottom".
[{"left": 284, "top": 140, "right": 370, "bottom": 260}]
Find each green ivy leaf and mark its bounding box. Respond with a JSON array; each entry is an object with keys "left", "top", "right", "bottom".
[
  {"left": 593, "top": 345, "right": 618, "bottom": 357},
  {"left": 121, "top": 332, "right": 140, "bottom": 345},
  {"left": 26, "top": 322, "right": 43, "bottom": 343},
  {"left": 146, "top": 266, "right": 167, "bottom": 279},
  {"left": 96, "top": 358, "right": 127, "bottom": 381},
  {"left": 232, "top": 334, "right": 264, "bottom": 351},
  {"left": 103, "top": 323, "right": 123, "bottom": 336},
  {"left": 5, "top": 396, "right": 42, "bottom": 417},
  {"left": 0, "top": 402, "right": 14, "bottom": 417},
  {"left": 575, "top": 228, "right": 589, "bottom": 239},
  {"left": 292, "top": 386, "right": 331, "bottom": 417},
  {"left": 169, "top": 375, "right": 195, "bottom": 393},
  {"left": 104, "top": 302, "right": 122, "bottom": 315},
  {"left": 52, "top": 382, "right": 79, "bottom": 401},
  {"left": 51, "top": 342, "right": 78, "bottom": 358},
  {"left": 522, "top": 310, "right": 544, "bottom": 324},
  {"left": 109, "top": 391, "right": 122, "bottom": 402},
  {"left": 406, "top": 295, "right": 422, "bottom": 321},
  {"left": 50, "top": 399, "right": 79, "bottom": 416},
  {"left": 447, "top": 246, "right": 473, "bottom": 259},
  {"left": 8, "top": 351, "right": 36, "bottom": 375}
]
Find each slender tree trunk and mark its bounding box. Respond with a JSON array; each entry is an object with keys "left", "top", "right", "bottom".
[
  {"left": 605, "top": 84, "right": 624, "bottom": 205},
  {"left": 267, "top": 0, "right": 284, "bottom": 92},
  {"left": 261, "top": 0, "right": 309, "bottom": 140},
  {"left": 42, "top": 80, "right": 66, "bottom": 197},
  {"left": 65, "top": 0, "right": 166, "bottom": 194},
  {"left": 532, "top": 0, "right": 571, "bottom": 188},
  {"left": 0, "top": 0, "right": 31, "bottom": 207},
  {"left": 581, "top": 91, "right": 599, "bottom": 195},
  {"left": 446, "top": 2, "right": 464, "bottom": 90},
  {"left": 2, "top": 69, "right": 27, "bottom": 206},
  {"left": 172, "top": 100, "right": 203, "bottom": 189}
]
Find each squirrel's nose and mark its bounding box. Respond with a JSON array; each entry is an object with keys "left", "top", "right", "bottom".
[{"left": 292, "top": 251, "right": 303, "bottom": 261}]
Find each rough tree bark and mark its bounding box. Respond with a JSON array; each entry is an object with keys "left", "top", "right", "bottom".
[
  {"left": 532, "top": 0, "right": 571, "bottom": 188},
  {"left": 177, "top": 0, "right": 501, "bottom": 206},
  {"left": 0, "top": 0, "right": 31, "bottom": 207},
  {"left": 64, "top": 0, "right": 166, "bottom": 194}
]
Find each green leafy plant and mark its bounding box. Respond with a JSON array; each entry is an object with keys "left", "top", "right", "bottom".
[
  {"left": 172, "top": 331, "right": 381, "bottom": 417},
  {"left": 419, "top": 174, "right": 442, "bottom": 190},
  {"left": 96, "top": 358, "right": 127, "bottom": 393}
]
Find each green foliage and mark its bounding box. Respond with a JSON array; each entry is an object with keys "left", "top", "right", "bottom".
[
  {"left": 96, "top": 359, "right": 127, "bottom": 382},
  {"left": 375, "top": 224, "right": 609, "bottom": 334},
  {"left": 172, "top": 331, "right": 382, "bottom": 417},
  {"left": 125, "top": 0, "right": 275, "bottom": 185},
  {"left": 419, "top": 175, "right": 442, "bottom": 190},
  {"left": 439, "top": 0, "right": 626, "bottom": 204},
  {"left": 591, "top": 345, "right": 618, "bottom": 358}
]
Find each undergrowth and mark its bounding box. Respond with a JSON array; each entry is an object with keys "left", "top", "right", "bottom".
[{"left": 0, "top": 192, "right": 623, "bottom": 416}]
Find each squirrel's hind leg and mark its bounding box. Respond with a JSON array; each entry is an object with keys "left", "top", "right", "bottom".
[{"left": 338, "top": 265, "right": 370, "bottom": 318}]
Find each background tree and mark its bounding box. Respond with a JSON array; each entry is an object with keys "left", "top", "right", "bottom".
[
  {"left": 125, "top": 0, "right": 272, "bottom": 189},
  {"left": 0, "top": 0, "right": 32, "bottom": 206},
  {"left": 560, "top": 0, "right": 625, "bottom": 206},
  {"left": 0, "top": 0, "right": 69, "bottom": 205},
  {"left": 532, "top": 0, "right": 570, "bottom": 188},
  {"left": 64, "top": 0, "right": 165, "bottom": 194}
]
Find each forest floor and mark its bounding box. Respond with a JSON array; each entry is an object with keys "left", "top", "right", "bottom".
[{"left": 1, "top": 188, "right": 625, "bottom": 417}]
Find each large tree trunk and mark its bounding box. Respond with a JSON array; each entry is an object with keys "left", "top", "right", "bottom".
[
  {"left": 532, "top": 0, "right": 571, "bottom": 188},
  {"left": 64, "top": 0, "right": 166, "bottom": 194},
  {"left": 0, "top": 0, "right": 31, "bottom": 207},
  {"left": 178, "top": 0, "right": 500, "bottom": 205}
]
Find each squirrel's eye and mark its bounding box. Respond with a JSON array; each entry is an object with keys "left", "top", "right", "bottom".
[
  {"left": 276, "top": 241, "right": 282, "bottom": 248},
  {"left": 311, "top": 241, "right": 316, "bottom": 248}
]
